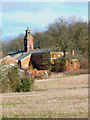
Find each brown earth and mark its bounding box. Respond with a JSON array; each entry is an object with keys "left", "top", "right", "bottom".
[{"left": 2, "top": 74, "right": 88, "bottom": 118}]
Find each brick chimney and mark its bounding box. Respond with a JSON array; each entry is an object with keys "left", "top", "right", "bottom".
[{"left": 71, "top": 50, "right": 75, "bottom": 55}]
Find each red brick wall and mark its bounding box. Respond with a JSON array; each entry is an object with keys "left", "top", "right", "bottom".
[{"left": 66, "top": 59, "right": 80, "bottom": 71}]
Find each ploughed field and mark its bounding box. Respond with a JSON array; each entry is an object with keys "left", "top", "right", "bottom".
[{"left": 2, "top": 74, "right": 88, "bottom": 118}]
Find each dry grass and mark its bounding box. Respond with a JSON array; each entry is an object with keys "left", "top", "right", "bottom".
[
  {"left": 64, "top": 69, "right": 89, "bottom": 76},
  {"left": 2, "top": 74, "right": 88, "bottom": 118}
]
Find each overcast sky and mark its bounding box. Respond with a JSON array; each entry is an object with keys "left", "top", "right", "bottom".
[{"left": 1, "top": 2, "right": 88, "bottom": 41}]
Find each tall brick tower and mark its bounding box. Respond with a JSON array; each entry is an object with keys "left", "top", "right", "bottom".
[{"left": 24, "top": 27, "right": 34, "bottom": 52}]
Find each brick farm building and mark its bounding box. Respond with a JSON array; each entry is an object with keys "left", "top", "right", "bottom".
[{"left": 2, "top": 27, "right": 87, "bottom": 72}]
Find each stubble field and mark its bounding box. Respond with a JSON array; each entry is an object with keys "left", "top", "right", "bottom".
[{"left": 2, "top": 74, "right": 88, "bottom": 118}]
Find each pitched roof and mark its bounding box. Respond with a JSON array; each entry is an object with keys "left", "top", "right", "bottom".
[
  {"left": 17, "top": 48, "right": 53, "bottom": 61},
  {"left": 55, "top": 52, "right": 87, "bottom": 61},
  {"left": 7, "top": 50, "right": 24, "bottom": 56}
]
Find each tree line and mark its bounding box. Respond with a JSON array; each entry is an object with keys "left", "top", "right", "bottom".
[{"left": 2, "top": 16, "right": 88, "bottom": 56}]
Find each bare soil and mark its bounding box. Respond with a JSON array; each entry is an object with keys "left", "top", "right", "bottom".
[{"left": 2, "top": 74, "right": 88, "bottom": 118}]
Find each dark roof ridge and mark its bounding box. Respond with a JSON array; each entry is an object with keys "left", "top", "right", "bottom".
[{"left": 17, "top": 48, "right": 53, "bottom": 61}]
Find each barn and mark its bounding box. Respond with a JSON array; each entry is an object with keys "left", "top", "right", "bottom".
[
  {"left": 17, "top": 49, "right": 51, "bottom": 70},
  {"left": 6, "top": 27, "right": 87, "bottom": 72},
  {"left": 54, "top": 50, "right": 87, "bottom": 72}
]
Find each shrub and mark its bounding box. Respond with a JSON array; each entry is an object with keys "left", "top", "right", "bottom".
[
  {"left": 79, "top": 59, "right": 88, "bottom": 69},
  {"left": 15, "top": 83, "right": 22, "bottom": 92},
  {"left": 2, "top": 66, "right": 35, "bottom": 93},
  {"left": 21, "top": 77, "right": 34, "bottom": 92},
  {"left": 54, "top": 59, "right": 65, "bottom": 73},
  {"left": 7, "top": 66, "right": 20, "bottom": 92}
]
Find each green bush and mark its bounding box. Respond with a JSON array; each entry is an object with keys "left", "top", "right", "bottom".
[
  {"left": 2, "top": 66, "right": 35, "bottom": 93},
  {"left": 20, "top": 77, "right": 34, "bottom": 92},
  {"left": 15, "top": 83, "right": 22, "bottom": 92},
  {"left": 7, "top": 66, "right": 20, "bottom": 92},
  {"left": 54, "top": 59, "right": 65, "bottom": 73}
]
